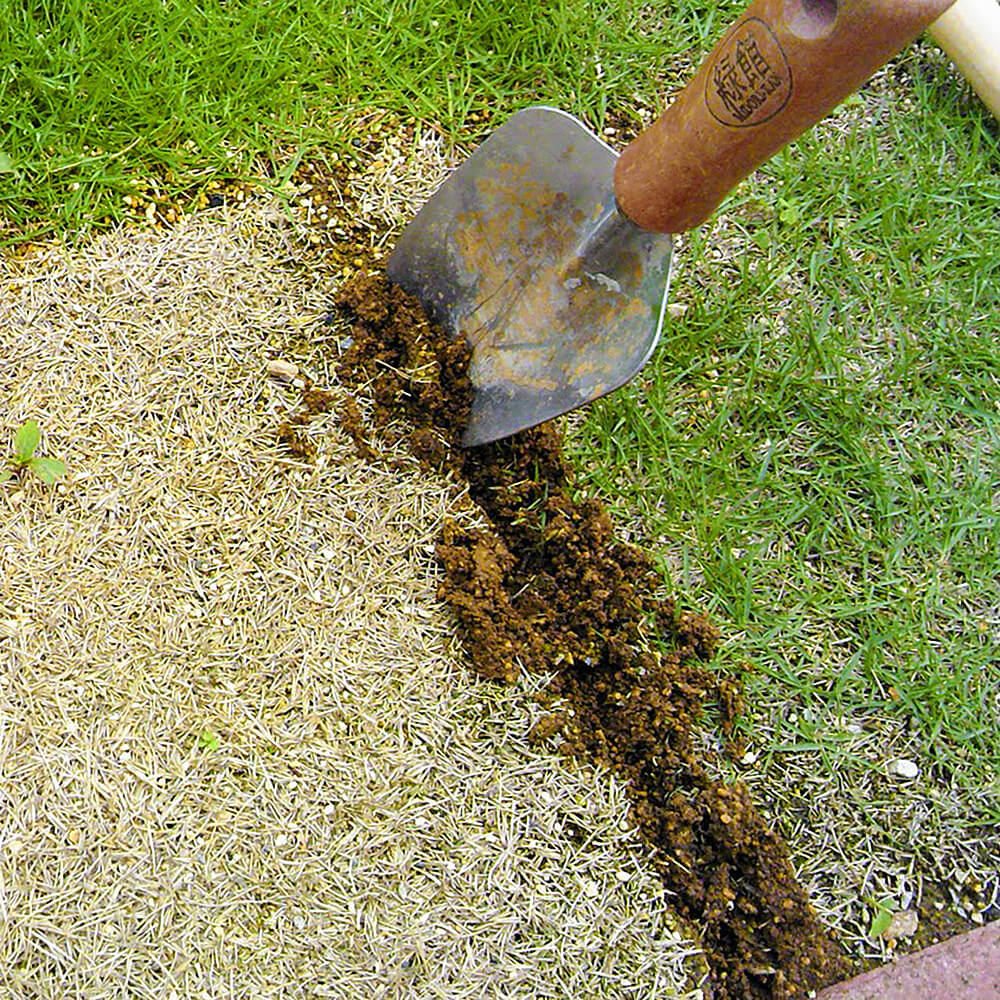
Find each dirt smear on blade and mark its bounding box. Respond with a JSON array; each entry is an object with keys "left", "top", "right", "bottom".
[{"left": 326, "top": 272, "right": 850, "bottom": 1000}]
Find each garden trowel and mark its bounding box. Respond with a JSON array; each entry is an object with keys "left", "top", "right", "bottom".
[{"left": 388, "top": 0, "right": 956, "bottom": 447}]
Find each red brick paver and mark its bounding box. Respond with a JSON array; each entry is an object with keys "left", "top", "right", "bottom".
[{"left": 816, "top": 921, "right": 999, "bottom": 999}]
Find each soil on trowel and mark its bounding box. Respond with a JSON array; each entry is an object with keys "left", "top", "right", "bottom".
[{"left": 329, "top": 272, "right": 851, "bottom": 1000}]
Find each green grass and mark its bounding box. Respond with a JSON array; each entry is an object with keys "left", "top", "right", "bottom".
[
  {"left": 2, "top": 0, "right": 997, "bottom": 904},
  {"left": 570, "top": 51, "right": 1000, "bottom": 820},
  {"left": 0, "top": 0, "right": 677, "bottom": 239}
]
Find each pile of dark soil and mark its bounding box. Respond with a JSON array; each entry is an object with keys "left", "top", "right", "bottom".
[{"left": 325, "top": 272, "right": 851, "bottom": 999}]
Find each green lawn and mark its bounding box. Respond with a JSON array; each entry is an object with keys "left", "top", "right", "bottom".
[
  {"left": 3, "top": 0, "right": 998, "bottom": 948},
  {"left": 0, "top": 0, "right": 680, "bottom": 238},
  {"left": 572, "top": 57, "right": 1000, "bottom": 819}
]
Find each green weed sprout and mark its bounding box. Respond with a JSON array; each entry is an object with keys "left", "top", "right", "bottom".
[{"left": 1, "top": 420, "right": 66, "bottom": 485}]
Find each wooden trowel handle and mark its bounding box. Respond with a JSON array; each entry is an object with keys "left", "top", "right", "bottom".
[
  {"left": 614, "top": 0, "right": 958, "bottom": 233},
  {"left": 929, "top": 0, "right": 1000, "bottom": 120}
]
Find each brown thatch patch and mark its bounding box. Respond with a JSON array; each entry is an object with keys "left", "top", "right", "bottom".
[{"left": 0, "top": 201, "right": 707, "bottom": 999}]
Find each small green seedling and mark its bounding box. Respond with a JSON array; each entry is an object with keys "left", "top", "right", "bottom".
[
  {"left": 197, "top": 730, "right": 221, "bottom": 752},
  {"left": 867, "top": 896, "right": 896, "bottom": 939},
  {"left": 1, "top": 420, "right": 66, "bottom": 485}
]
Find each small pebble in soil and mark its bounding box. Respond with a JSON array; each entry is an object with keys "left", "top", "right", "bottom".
[
  {"left": 881, "top": 909, "right": 919, "bottom": 940},
  {"left": 887, "top": 758, "right": 920, "bottom": 780},
  {"left": 267, "top": 358, "right": 299, "bottom": 381}
]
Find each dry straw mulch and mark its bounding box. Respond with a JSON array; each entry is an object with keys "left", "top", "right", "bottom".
[{"left": 0, "top": 202, "right": 705, "bottom": 999}]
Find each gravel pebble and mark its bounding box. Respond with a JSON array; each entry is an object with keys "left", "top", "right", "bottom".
[{"left": 887, "top": 758, "right": 919, "bottom": 780}]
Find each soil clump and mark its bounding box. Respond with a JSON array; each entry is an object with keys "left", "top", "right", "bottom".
[{"left": 329, "top": 272, "right": 851, "bottom": 999}]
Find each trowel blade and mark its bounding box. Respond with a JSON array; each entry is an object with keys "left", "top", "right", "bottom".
[{"left": 387, "top": 106, "right": 673, "bottom": 447}]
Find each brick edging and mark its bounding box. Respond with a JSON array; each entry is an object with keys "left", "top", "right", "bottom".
[{"left": 816, "top": 920, "right": 999, "bottom": 999}]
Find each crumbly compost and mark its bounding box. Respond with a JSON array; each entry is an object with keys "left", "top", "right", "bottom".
[{"left": 330, "top": 272, "right": 851, "bottom": 1000}]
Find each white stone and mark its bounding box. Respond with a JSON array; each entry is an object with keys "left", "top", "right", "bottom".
[
  {"left": 881, "top": 909, "right": 919, "bottom": 939},
  {"left": 887, "top": 758, "right": 919, "bottom": 780},
  {"left": 266, "top": 358, "right": 299, "bottom": 381}
]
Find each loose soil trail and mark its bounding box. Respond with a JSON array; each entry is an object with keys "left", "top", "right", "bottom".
[{"left": 328, "top": 273, "right": 851, "bottom": 1000}]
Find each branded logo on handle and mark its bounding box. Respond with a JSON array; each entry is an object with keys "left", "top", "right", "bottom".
[{"left": 705, "top": 18, "right": 792, "bottom": 127}]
